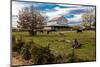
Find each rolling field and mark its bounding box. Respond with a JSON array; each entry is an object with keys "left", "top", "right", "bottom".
[{"left": 12, "top": 30, "right": 96, "bottom": 62}]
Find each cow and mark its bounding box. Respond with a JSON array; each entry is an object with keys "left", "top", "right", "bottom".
[
  {"left": 47, "top": 29, "right": 57, "bottom": 34},
  {"left": 39, "top": 30, "right": 44, "bottom": 33},
  {"left": 77, "top": 29, "right": 82, "bottom": 33}
]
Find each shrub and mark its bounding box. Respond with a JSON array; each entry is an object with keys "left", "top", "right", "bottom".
[
  {"left": 55, "top": 53, "right": 67, "bottom": 63},
  {"left": 12, "top": 35, "right": 16, "bottom": 44},
  {"left": 31, "top": 45, "right": 55, "bottom": 64},
  {"left": 20, "top": 44, "right": 31, "bottom": 60},
  {"left": 67, "top": 48, "right": 79, "bottom": 63},
  {"left": 12, "top": 38, "right": 68, "bottom": 64},
  {"left": 12, "top": 36, "right": 25, "bottom": 53}
]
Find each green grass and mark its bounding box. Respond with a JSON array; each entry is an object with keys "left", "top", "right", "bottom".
[{"left": 12, "top": 30, "right": 96, "bottom": 62}]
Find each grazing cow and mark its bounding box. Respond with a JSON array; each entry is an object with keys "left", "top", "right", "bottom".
[
  {"left": 47, "top": 29, "right": 57, "bottom": 34},
  {"left": 47, "top": 30, "right": 50, "bottom": 34},
  {"left": 39, "top": 30, "right": 44, "bottom": 33},
  {"left": 77, "top": 29, "right": 82, "bottom": 33}
]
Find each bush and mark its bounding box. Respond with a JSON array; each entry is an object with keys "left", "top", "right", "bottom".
[
  {"left": 30, "top": 45, "right": 56, "bottom": 64},
  {"left": 12, "top": 35, "right": 16, "bottom": 44},
  {"left": 21, "top": 44, "right": 31, "bottom": 60},
  {"left": 12, "top": 38, "right": 68, "bottom": 64},
  {"left": 55, "top": 53, "right": 67, "bottom": 63},
  {"left": 12, "top": 36, "right": 25, "bottom": 53}
]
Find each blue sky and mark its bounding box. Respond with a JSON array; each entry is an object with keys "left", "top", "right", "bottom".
[{"left": 12, "top": 1, "right": 95, "bottom": 27}]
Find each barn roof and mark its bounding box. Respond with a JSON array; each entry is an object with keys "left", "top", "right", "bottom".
[{"left": 45, "top": 16, "right": 68, "bottom": 27}]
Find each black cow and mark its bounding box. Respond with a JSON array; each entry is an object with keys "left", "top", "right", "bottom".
[
  {"left": 47, "top": 29, "right": 57, "bottom": 34},
  {"left": 77, "top": 29, "right": 82, "bottom": 33},
  {"left": 47, "top": 30, "right": 50, "bottom": 34},
  {"left": 39, "top": 30, "right": 44, "bottom": 33}
]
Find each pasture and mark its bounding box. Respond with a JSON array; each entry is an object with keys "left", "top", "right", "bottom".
[{"left": 12, "top": 30, "right": 96, "bottom": 63}]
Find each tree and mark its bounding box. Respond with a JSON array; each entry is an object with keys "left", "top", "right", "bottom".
[
  {"left": 17, "top": 5, "right": 45, "bottom": 36},
  {"left": 93, "top": 22, "right": 96, "bottom": 27},
  {"left": 81, "top": 9, "right": 95, "bottom": 28}
]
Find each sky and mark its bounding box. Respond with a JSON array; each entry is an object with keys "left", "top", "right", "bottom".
[{"left": 12, "top": 1, "right": 95, "bottom": 27}]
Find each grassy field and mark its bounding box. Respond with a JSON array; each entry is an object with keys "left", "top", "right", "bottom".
[{"left": 12, "top": 30, "right": 96, "bottom": 62}]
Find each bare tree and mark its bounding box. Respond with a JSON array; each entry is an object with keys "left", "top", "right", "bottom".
[
  {"left": 82, "top": 9, "right": 95, "bottom": 28},
  {"left": 17, "top": 5, "right": 45, "bottom": 36}
]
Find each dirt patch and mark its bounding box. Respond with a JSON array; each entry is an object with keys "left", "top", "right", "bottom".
[{"left": 12, "top": 54, "right": 33, "bottom": 66}]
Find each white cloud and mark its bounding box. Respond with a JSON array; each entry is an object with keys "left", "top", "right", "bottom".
[
  {"left": 45, "top": 5, "right": 94, "bottom": 21},
  {"left": 58, "top": 4, "right": 84, "bottom": 8},
  {"left": 67, "top": 14, "right": 82, "bottom": 22},
  {"left": 12, "top": 1, "right": 95, "bottom": 27},
  {"left": 45, "top": 7, "right": 70, "bottom": 20},
  {"left": 53, "top": 7, "right": 60, "bottom": 10},
  {"left": 45, "top": 8, "right": 74, "bottom": 21},
  {"left": 12, "top": 1, "right": 31, "bottom": 15}
]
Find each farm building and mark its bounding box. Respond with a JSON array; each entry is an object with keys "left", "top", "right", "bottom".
[{"left": 44, "top": 16, "right": 71, "bottom": 31}]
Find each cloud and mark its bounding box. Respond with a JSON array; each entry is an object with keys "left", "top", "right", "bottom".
[
  {"left": 57, "top": 4, "right": 83, "bottom": 8},
  {"left": 45, "top": 6, "right": 80, "bottom": 21},
  {"left": 45, "top": 5, "right": 95, "bottom": 22},
  {"left": 12, "top": 1, "right": 31, "bottom": 15},
  {"left": 67, "top": 14, "right": 82, "bottom": 22},
  {"left": 12, "top": 1, "right": 95, "bottom": 27},
  {"left": 12, "top": 15, "right": 18, "bottom": 28},
  {"left": 45, "top": 7, "right": 82, "bottom": 21}
]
